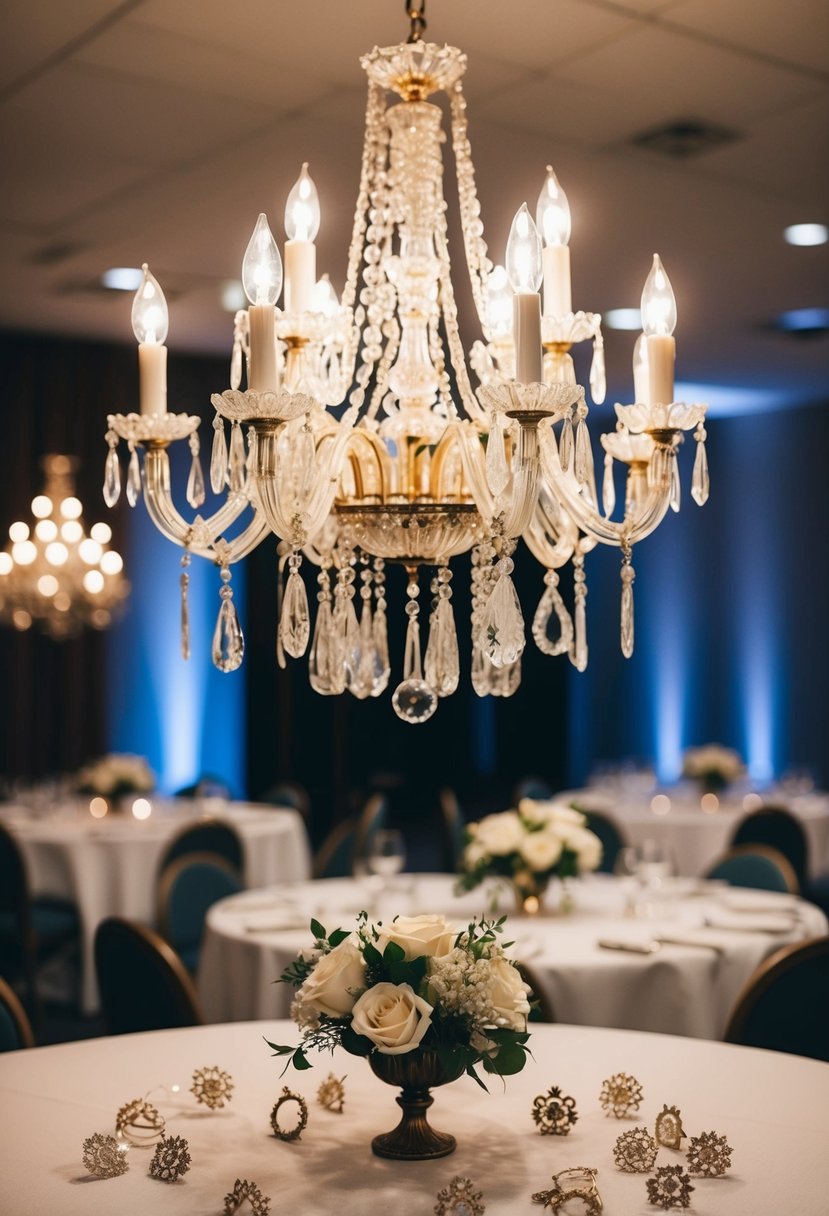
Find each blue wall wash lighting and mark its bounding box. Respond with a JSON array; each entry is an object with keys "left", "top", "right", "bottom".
[{"left": 106, "top": 483, "right": 246, "bottom": 797}]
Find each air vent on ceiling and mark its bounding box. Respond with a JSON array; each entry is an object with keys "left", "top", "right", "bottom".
[
  {"left": 629, "top": 119, "right": 740, "bottom": 159},
  {"left": 29, "top": 242, "right": 85, "bottom": 265}
]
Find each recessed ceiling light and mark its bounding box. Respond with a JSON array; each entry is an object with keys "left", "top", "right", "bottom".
[
  {"left": 775, "top": 307, "right": 829, "bottom": 333},
  {"left": 783, "top": 223, "right": 828, "bottom": 247},
  {"left": 603, "top": 308, "right": 641, "bottom": 330},
  {"left": 101, "top": 267, "right": 144, "bottom": 291},
  {"left": 221, "top": 280, "right": 247, "bottom": 313}
]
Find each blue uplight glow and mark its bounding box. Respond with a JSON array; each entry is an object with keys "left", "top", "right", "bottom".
[{"left": 775, "top": 308, "right": 829, "bottom": 333}]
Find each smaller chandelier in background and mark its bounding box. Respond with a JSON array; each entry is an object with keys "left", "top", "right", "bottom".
[{"left": 0, "top": 455, "right": 129, "bottom": 638}]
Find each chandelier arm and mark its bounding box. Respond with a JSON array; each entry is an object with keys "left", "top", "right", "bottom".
[
  {"left": 142, "top": 449, "right": 249, "bottom": 558},
  {"left": 501, "top": 422, "right": 542, "bottom": 539},
  {"left": 447, "top": 420, "right": 495, "bottom": 524},
  {"left": 523, "top": 505, "right": 580, "bottom": 570},
  {"left": 539, "top": 429, "right": 673, "bottom": 547}
]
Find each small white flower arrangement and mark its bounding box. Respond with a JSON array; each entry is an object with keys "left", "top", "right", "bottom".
[
  {"left": 682, "top": 745, "right": 745, "bottom": 791},
  {"left": 76, "top": 753, "right": 155, "bottom": 798},
  {"left": 458, "top": 799, "right": 602, "bottom": 904},
  {"left": 269, "top": 912, "right": 532, "bottom": 1085}
]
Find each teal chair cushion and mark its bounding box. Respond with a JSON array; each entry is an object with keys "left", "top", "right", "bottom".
[
  {"left": 707, "top": 853, "right": 790, "bottom": 892},
  {"left": 165, "top": 861, "right": 243, "bottom": 968}
]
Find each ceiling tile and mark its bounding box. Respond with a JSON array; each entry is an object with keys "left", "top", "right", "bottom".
[
  {"left": 666, "top": 0, "right": 829, "bottom": 76},
  {"left": 0, "top": 0, "right": 123, "bottom": 92}
]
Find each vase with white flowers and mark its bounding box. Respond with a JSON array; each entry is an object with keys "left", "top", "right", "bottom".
[{"left": 269, "top": 912, "right": 532, "bottom": 1160}]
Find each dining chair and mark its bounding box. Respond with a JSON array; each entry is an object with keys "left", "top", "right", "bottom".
[
  {"left": 438, "top": 787, "right": 467, "bottom": 873},
  {"left": 0, "top": 823, "right": 79, "bottom": 1025},
  {"left": 581, "top": 809, "right": 625, "bottom": 874},
  {"left": 262, "top": 780, "right": 311, "bottom": 821},
  {"left": 157, "top": 819, "right": 244, "bottom": 878},
  {"left": 312, "top": 819, "right": 357, "bottom": 879},
  {"left": 157, "top": 853, "right": 244, "bottom": 973},
  {"left": 724, "top": 936, "right": 829, "bottom": 1062},
  {"left": 516, "top": 960, "right": 556, "bottom": 1024},
  {"left": 174, "top": 773, "right": 233, "bottom": 800},
  {"left": 0, "top": 976, "right": 35, "bottom": 1051},
  {"left": 94, "top": 917, "right": 203, "bottom": 1035},
  {"left": 731, "top": 807, "right": 808, "bottom": 890},
  {"left": 705, "top": 844, "right": 799, "bottom": 893},
  {"left": 353, "top": 793, "right": 389, "bottom": 873},
  {"left": 513, "top": 776, "right": 553, "bottom": 803}
]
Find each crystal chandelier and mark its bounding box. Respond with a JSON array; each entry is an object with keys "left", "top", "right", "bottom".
[
  {"left": 103, "top": 3, "right": 709, "bottom": 724},
  {"left": 0, "top": 455, "right": 128, "bottom": 638}
]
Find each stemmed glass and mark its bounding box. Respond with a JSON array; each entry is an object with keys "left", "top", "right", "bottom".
[{"left": 366, "top": 829, "right": 407, "bottom": 909}]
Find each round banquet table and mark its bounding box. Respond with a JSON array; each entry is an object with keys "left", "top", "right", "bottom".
[
  {"left": 198, "top": 874, "right": 827, "bottom": 1039},
  {"left": 1, "top": 1019, "right": 827, "bottom": 1215},
  {"left": 0, "top": 799, "right": 311, "bottom": 1012},
  {"left": 563, "top": 786, "right": 829, "bottom": 879}
]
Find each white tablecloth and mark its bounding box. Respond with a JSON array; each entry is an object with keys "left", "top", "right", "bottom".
[
  {"left": 1, "top": 1019, "right": 827, "bottom": 1215},
  {"left": 0, "top": 799, "right": 311, "bottom": 1012},
  {"left": 564, "top": 787, "right": 829, "bottom": 879},
  {"left": 198, "top": 874, "right": 827, "bottom": 1039}
]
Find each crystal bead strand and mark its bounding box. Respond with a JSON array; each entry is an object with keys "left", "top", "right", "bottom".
[
  {"left": 351, "top": 557, "right": 375, "bottom": 700},
  {"left": 179, "top": 551, "right": 191, "bottom": 661},
  {"left": 532, "top": 568, "right": 574, "bottom": 657},
  {"left": 371, "top": 558, "right": 391, "bottom": 696},
  {"left": 126, "top": 442, "right": 142, "bottom": 507},
  {"left": 570, "top": 550, "right": 589, "bottom": 672},
  {"left": 186, "top": 432, "right": 205, "bottom": 509},
  {"left": 449, "top": 83, "right": 492, "bottom": 329},
  {"left": 210, "top": 414, "right": 228, "bottom": 494},
  {"left": 620, "top": 542, "right": 636, "bottom": 659},
  {"left": 573, "top": 395, "right": 591, "bottom": 486},
  {"left": 691, "top": 421, "right": 710, "bottom": 505},
  {"left": 279, "top": 550, "right": 311, "bottom": 658},
  {"left": 391, "top": 570, "right": 438, "bottom": 724},
  {"left": 212, "top": 565, "right": 244, "bottom": 673},
  {"left": 424, "top": 565, "right": 460, "bottom": 697},
  {"left": 103, "top": 429, "right": 121, "bottom": 507}
]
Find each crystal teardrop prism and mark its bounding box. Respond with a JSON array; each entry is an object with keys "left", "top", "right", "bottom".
[
  {"left": 424, "top": 597, "right": 460, "bottom": 697},
  {"left": 280, "top": 570, "right": 310, "bottom": 658},
  {"left": 669, "top": 454, "right": 681, "bottom": 513},
  {"left": 692, "top": 438, "right": 709, "bottom": 506},
  {"left": 180, "top": 555, "right": 191, "bottom": 661},
  {"left": 371, "top": 608, "right": 391, "bottom": 697},
  {"left": 186, "top": 447, "right": 206, "bottom": 509},
  {"left": 490, "top": 654, "right": 521, "bottom": 697},
  {"left": 590, "top": 337, "right": 606, "bottom": 404},
  {"left": 349, "top": 601, "right": 375, "bottom": 700},
  {"left": 481, "top": 562, "right": 525, "bottom": 668},
  {"left": 103, "top": 447, "right": 121, "bottom": 508},
  {"left": 621, "top": 560, "right": 635, "bottom": 658},
  {"left": 342, "top": 598, "right": 361, "bottom": 692},
  {"left": 531, "top": 571, "right": 573, "bottom": 657},
  {"left": 211, "top": 415, "right": 228, "bottom": 494},
  {"left": 309, "top": 599, "right": 336, "bottom": 694},
  {"left": 602, "top": 452, "right": 616, "bottom": 518},
  {"left": 559, "top": 416, "right": 573, "bottom": 472},
  {"left": 392, "top": 678, "right": 438, "bottom": 724},
  {"left": 212, "top": 595, "right": 244, "bottom": 672},
  {"left": 486, "top": 416, "right": 510, "bottom": 497},
  {"left": 126, "top": 446, "right": 142, "bottom": 507},
  {"left": 574, "top": 417, "right": 589, "bottom": 485},
  {"left": 228, "top": 422, "right": 247, "bottom": 494},
  {"left": 296, "top": 424, "right": 316, "bottom": 504}
]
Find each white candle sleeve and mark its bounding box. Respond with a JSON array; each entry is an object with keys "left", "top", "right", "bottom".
[
  {"left": 542, "top": 245, "right": 572, "bottom": 318},
  {"left": 513, "top": 292, "right": 543, "bottom": 383},
  {"left": 284, "top": 240, "right": 316, "bottom": 316},
  {"left": 646, "top": 335, "right": 676, "bottom": 405},
  {"left": 248, "top": 304, "right": 278, "bottom": 393},
  {"left": 138, "top": 344, "right": 167, "bottom": 416}
]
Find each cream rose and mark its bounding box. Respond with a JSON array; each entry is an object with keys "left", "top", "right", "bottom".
[
  {"left": 519, "top": 829, "right": 563, "bottom": 872},
  {"left": 475, "top": 811, "right": 525, "bottom": 856},
  {"left": 562, "top": 825, "right": 602, "bottom": 872},
  {"left": 377, "top": 914, "right": 456, "bottom": 961},
  {"left": 485, "top": 957, "right": 531, "bottom": 1031},
  {"left": 296, "top": 938, "right": 366, "bottom": 1019},
  {"left": 350, "top": 982, "right": 433, "bottom": 1055}
]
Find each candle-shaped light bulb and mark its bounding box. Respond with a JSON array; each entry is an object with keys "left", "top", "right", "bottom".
[
  {"left": 242, "top": 214, "right": 283, "bottom": 306},
  {"left": 641, "top": 253, "right": 677, "bottom": 337},
  {"left": 131, "top": 264, "right": 168, "bottom": 345},
  {"left": 641, "top": 254, "right": 677, "bottom": 406},
  {"left": 311, "top": 273, "right": 339, "bottom": 318},
  {"left": 485, "top": 265, "right": 513, "bottom": 338},
  {"left": 285, "top": 162, "right": 320, "bottom": 242},
  {"left": 536, "top": 165, "right": 571, "bottom": 247},
  {"left": 506, "top": 204, "right": 543, "bottom": 294}
]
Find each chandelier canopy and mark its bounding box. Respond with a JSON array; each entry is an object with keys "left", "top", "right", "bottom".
[
  {"left": 104, "top": 6, "right": 709, "bottom": 723},
  {"left": 0, "top": 455, "right": 128, "bottom": 638}
]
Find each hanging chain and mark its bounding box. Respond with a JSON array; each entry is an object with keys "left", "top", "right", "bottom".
[{"left": 406, "top": 0, "right": 427, "bottom": 43}]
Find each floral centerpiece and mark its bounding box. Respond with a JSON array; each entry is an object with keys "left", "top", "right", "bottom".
[
  {"left": 269, "top": 912, "right": 531, "bottom": 1159},
  {"left": 457, "top": 799, "right": 603, "bottom": 913},
  {"left": 76, "top": 753, "right": 155, "bottom": 802},
  {"left": 682, "top": 745, "right": 745, "bottom": 793}
]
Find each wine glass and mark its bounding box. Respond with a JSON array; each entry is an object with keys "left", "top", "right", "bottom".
[{"left": 367, "top": 829, "right": 407, "bottom": 882}]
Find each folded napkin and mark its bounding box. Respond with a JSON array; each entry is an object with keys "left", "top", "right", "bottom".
[{"left": 703, "top": 911, "right": 795, "bottom": 934}]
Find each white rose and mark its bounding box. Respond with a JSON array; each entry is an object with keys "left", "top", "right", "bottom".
[
  {"left": 377, "top": 914, "right": 456, "bottom": 961},
  {"left": 475, "top": 811, "right": 525, "bottom": 856},
  {"left": 485, "top": 958, "right": 531, "bottom": 1031},
  {"left": 296, "top": 938, "right": 366, "bottom": 1019},
  {"left": 562, "top": 825, "right": 602, "bottom": 872},
  {"left": 350, "top": 982, "right": 433, "bottom": 1055},
  {"left": 463, "top": 840, "right": 489, "bottom": 868},
  {"left": 519, "top": 830, "right": 563, "bottom": 872}
]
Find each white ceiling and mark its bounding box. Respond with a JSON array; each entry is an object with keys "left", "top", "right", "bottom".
[{"left": 1, "top": 0, "right": 827, "bottom": 409}]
